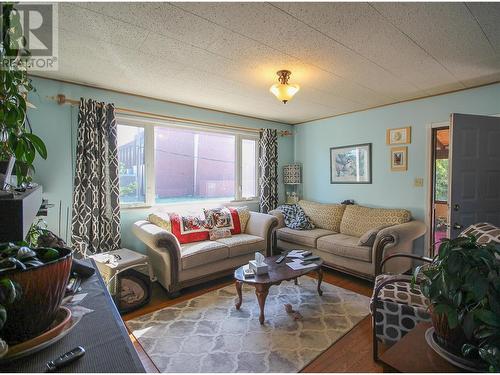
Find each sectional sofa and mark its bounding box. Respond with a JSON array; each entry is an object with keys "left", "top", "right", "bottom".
[{"left": 270, "top": 200, "right": 426, "bottom": 280}]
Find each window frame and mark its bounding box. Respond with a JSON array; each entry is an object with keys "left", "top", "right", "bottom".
[{"left": 116, "top": 114, "right": 259, "bottom": 209}]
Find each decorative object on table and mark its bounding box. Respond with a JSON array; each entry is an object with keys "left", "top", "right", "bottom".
[
  {"left": 390, "top": 146, "right": 408, "bottom": 171},
  {"left": 248, "top": 252, "right": 269, "bottom": 275},
  {"left": 71, "top": 98, "right": 120, "bottom": 257},
  {"left": 283, "top": 163, "right": 301, "bottom": 204},
  {"left": 386, "top": 126, "right": 411, "bottom": 145},
  {"left": 259, "top": 129, "right": 278, "bottom": 213},
  {"left": 89, "top": 248, "right": 155, "bottom": 313},
  {"left": 0, "top": 3, "right": 48, "bottom": 188},
  {"left": 276, "top": 204, "right": 315, "bottom": 230},
  {"left": 412, "top": 235, "right": 500, "bottom": 372},
  {"left": 0, "top": 243, "right": 73, "bottom": 352},
  {"left": 330, "top": 143, "right": 372, "bottom": 184},
  {"left": 269, "top": 69, "right": 300, "bottom": 104},
  {"left": 127, "top": 276, "right": 369, "bottom": 373}
]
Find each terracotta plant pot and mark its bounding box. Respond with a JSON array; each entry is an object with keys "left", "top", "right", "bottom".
[
  {"left": 1, "top": 247, "right": 73, "bottom": 344},
  {"left": 431, "top": 308, "right": 467, "bottom": 355}
]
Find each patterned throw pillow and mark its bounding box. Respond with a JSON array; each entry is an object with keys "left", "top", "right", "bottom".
[
  {"left": 148, "top": 212, "right": 172, "bottom": 232},
  {"left": 169, "top": 213, "right": 209, "bottom": 244},
  {"left": 209, "top": 228, "right": 232, "bottom": 241},
  {"left": 203, "top": 207, "right": 242, "bottom": 234},
  {"left": 231, "top": 206, "right": 250, "bottom": 233},
  {"left": 277, "top": 204, "right": 315, "bottom": 230}
]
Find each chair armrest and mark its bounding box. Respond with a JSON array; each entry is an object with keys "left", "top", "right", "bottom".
[
  {"left": 268, "top": 209, "right": 285, "bottom": 229},
  {"left": 132, "top": 220, "right": 182, "bottom": 291},
  {"left": 373, "top": 220, "right": 427, "bottom": 276},
  {"left": 245, "top": 212, "right": 278, "bottom": 256},
  {"left": 380, "top": 253, "right": 432, "bottom": 270}
]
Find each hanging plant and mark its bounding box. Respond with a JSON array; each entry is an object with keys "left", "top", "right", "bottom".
[{"left": 1, "top": 2, "right": 47, "bottom": 186}]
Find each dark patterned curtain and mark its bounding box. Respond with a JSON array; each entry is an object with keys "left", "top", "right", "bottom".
[
  {"left": 72, "top": 98, "right": 121, "bottom": 257},
  {"left": 259, "top": 129, "right": 278, "bottom": 213}
]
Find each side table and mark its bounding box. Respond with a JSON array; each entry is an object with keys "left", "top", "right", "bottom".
[
  {"left": 89, "top": 248, "right": 156, "bottom": 296},
  {"left": 379, "top": 322, "right": 464, "bottom": 372}
]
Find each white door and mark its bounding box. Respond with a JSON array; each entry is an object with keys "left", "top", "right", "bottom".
[{"left": 449, "top": 113, "right": 500, "bottom": 238}]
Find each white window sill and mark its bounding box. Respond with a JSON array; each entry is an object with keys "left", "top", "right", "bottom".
[{"left": 121, "top": 198, "right": 259, "bottom": 212}]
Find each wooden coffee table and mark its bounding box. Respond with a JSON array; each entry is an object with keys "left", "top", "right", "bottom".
[{"left": 234, "top": 255, "right": 324, "bottom": 324}]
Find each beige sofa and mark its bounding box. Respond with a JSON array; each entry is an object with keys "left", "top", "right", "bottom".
[
  {"left": 132, "top": 211, "right": 278, "bottom": 294},
  {"left": 270, "top": 201, "right": 426, "bottom": 280}
]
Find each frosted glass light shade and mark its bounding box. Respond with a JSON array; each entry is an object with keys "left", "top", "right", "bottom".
[{"left": 269, "top": 83, "right": 300, "bottom": 104}]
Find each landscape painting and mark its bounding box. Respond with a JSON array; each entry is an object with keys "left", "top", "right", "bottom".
[{"left": 330, "top": 143, "right": 372, "bottom": 184}]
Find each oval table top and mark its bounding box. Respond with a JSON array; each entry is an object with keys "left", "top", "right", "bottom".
[{"left": 234, "top": 255, "right": 323, "bottom": 285}]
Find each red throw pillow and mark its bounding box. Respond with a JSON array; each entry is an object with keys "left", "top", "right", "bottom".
[{"left": 169, "top": 213, "right": 209, "bottom": 244}]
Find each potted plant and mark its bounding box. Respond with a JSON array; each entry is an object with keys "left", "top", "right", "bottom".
[
  {"left": 413, "top": 236, "right": 500, "bottom": 372},
  {"left": 1, "top": 3, "right": 47, "bottom": 187},
  {"left": 0, "top": 242, "right": 72, "bottom": 354}
]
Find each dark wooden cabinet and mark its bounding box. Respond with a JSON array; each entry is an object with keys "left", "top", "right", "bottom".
[{"left": 0, "top": 185, "right": 43, "bottom": 242}]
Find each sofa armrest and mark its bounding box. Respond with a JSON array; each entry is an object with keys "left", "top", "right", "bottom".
[
  {"left": 268, "top": 209, "right": 285, "bottom": 229},
  {"left": 373, "top": 220, "right": 427, "bottom": 275},
  {"left": 245, "top": 212, "right": 278, "bottom": 256},
  {"left": 132, "top": 220, "right": 182, "bottom": 292}
]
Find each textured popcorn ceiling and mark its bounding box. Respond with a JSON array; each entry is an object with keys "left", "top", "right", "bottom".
[{"left": 38, "top": 2, "right": 500, "bottom": 124}]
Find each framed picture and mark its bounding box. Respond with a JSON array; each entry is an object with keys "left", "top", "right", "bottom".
[
  {"left": 386, "top": 126, "right": 411, "bottom": 144},
  {"left": 390, "top": 146, "right": 408, "bottom": 171},
  {"left": 330, "top": 143, "right": 372, "bottom": 184}
]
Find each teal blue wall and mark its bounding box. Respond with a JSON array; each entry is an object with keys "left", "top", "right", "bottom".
[
  {"left": 295, "top": 83, "right": 500, "bottom": 253},
  {"left": 27, "top": 77, "right": 293, "bottom": 252}
]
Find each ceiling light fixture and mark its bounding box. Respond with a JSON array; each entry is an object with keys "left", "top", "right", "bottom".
[{"left": 269, "top": 70, "right": 300, "bottom": 104}]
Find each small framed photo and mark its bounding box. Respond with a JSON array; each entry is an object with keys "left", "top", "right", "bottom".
[
  {"left": 386, "top": 126, "right": 411, "bottom": 145},
  {"left": 330, "top": 143, "right": 372, "bottom": 184},
  {"left": 390, "top": 147, "right": 408, "bottom": 171}
]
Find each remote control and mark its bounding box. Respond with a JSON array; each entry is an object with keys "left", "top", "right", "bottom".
[
  {"left": 46, "top": 346, "right": 85, "bottom": 372},
  {"left": 276, "top": 255, "right": 286, "bottom": 263},
  {"left": 302, "top": 255, "right": 320, "bottom": 261},
  {"left": 301, "top": 251, "right": 313, "bottom": 257}
]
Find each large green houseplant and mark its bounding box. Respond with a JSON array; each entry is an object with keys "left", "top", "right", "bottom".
[
  {"left": 1, "top": 2, "right": 47, "bottom": 186},
  {"left": 413, "top": 236, "right": 500, "bottom": 372}
]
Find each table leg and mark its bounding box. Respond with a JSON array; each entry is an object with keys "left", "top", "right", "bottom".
[
  {"left": 235, "top": 280, "right": 243, "bottom": 309},
  {"left": 294, "top": 278, "right": 298, "bottom": 285},
  {"left": 317, "top": 268, "right": 323, "bottom": 296},
  {"left": 255, "top": 284, "right": 270, "bottom": 325}
]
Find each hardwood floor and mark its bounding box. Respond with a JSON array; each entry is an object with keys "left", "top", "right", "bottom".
[{"left": 123, "top": 268, "right": 386, "bottom": 373}]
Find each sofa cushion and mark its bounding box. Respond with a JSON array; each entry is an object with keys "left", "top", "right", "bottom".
[
  {"left": 215, "top": 234, "right": 265, "bottom": 257},
  {"left": 317, "top": 233, "right": 372, "bottom": 262},
  {"left": 298, "top": 200, "right": 346, "bottom": 232},
  {"left": 340, "top": 205, "right": 411, "bottom": 237},
  {"left": 180, "top": 241, "right": 229, "bottom": 270},
  {"left": 277, "top": 227, "right": 335, "bottom": 247}
]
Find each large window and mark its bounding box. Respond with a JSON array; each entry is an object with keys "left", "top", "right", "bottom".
[{"left": 117, "top": 118, "right": 258, "bottom": 207}]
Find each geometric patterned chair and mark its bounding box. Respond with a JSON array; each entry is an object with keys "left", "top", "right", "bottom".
[
  {"left": 370, "top": 253, "right": 432, "bottom": 361},
  {"left": 370, "top": 222, "right": 500, "bottom": 361}
]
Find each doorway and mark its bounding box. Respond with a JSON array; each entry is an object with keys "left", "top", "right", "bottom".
[{"left": 430, "top": 127, "right": 450, "bottom": 256}]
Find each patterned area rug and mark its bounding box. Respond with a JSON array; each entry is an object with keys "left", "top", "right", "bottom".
[{"left": 127, "top": 277, "right": 370, "bottom": 372}]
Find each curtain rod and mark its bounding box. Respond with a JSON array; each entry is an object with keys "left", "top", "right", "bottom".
[{"left": 51, "top": 94, "right": 293, "bottom": 137}]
